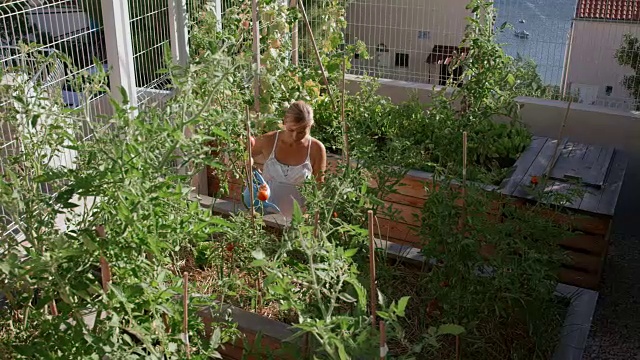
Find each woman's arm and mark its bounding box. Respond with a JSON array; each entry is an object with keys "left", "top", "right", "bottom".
[
  {"left": 312, "top": 140, "right": 327, "bottom": 183},
  {"left": 247, "top": 133, "right": 269, "bottom": 169}
]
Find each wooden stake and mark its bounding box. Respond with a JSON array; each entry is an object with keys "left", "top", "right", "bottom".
[
  {"left": 96, "top": 226, "right": 111, "bottom": 293},
  {"left": 298, "top": 0, "right": 335, "bottom": 107},
  {"left": 251, "top": 0, "right": 260, "bottom": 113},
  {"left": 458, "top": 132, "right": 468, "bottom": 233},
  {"left": 341, "top": 57, "right": 349, "bottom": 165},
  {"left": 256, "top": 278, "right": 263, "bottom": 310},
  {"left": 462, "top": 131, "right": 468, "bottom": 187},
  {"left": 289, "top": 0, "right": 298, "bottom": 65},
  {"left": 544, "top": 97, "right": 573, "bottom": 180},
  {"left": 246, "top": 106, "right": 256, "bottom": 223},
  {"left": 456, "top": 335, "right": 461, "bottom": 360},
  {"left": 99, "top": 256, "right": 111, "bottom": 293},
  {"left": 50, "top": 300, "right": 58, "bottom": 316},
  {"left": 380, "top": 320, "right": 387, "bottom": 360},
  {"left": 162, "top": 313, "right": 170, "bottom": 334},
  {"left": 183, "top": 272, "right": 190, "bottom": 358},
  {"left": 367, "top": 210, "right": 377, "bottom": 330}
]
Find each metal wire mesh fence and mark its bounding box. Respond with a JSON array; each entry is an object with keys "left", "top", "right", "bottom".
[{"left": 342, "top": 0, "right": 640, "bottom": 111}]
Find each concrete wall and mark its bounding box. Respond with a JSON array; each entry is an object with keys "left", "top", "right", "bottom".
[
  {"left": 346, "top": 0, "right": 469, "bottom": 83},
  {"left": 566, "top": 20, "right": 640, "bottom": 109}
]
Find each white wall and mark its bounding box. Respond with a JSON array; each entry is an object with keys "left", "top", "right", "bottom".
[
  {"left": 566, "top": 20, "right": 640, "bottom": 109},
  {"left": 346, "top": 0, "right": 470, "bottom": 83}
]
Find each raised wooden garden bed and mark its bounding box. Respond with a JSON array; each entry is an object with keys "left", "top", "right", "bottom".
[
  {"left": 188, "top": 193, "right": 599, "bottom": 360},
  {"left": 201, "top": 136, "right": 627, "bottom": 290},
  {"left": 498, "top": 136, "right": 627, "bottom": 290}
]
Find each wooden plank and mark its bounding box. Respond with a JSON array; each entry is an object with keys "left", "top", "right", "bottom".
[
  {"left": 540, "top": 179, "right": 583, "bottom": 210},
  {"left": 563, "top": 251, "right": 602, "bottom": 274},
  {"left": 373, "top": 217, "right": 422, "bottom": 245},
  {"left": 558, "top": 267, "right": 600, "bottom": 290},
  {"left": 511, "top": 200, "right": 609, "bottom": 235},
  {"left": 549, "top": 142, "right": 587, "bottom": 180},
  {"left": 579, "top": 184, "right": 603, "bottom": 214},
  {"left": 585, "top": 147, "right": 614, "bottom": 189},
  {"left": 576, "top": 145, "right": 603, "bottom": 181},
  {"left": 596, "top": 150, "right": 628, "bottom": 216},
  {"left": 512, "top": 137, "right": 568, "bottom": 199},
  {"left": 558, "top": 234, "right": 607, "bottom": 255},
  {"left": 501, "top": 136, "right": 548, "bottom": 195},
  {"left": 377, "top": 202, "right": 422, "bottom": 227}
]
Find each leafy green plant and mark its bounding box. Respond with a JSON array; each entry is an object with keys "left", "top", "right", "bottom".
[
  {"left": 0, "top": 44, "right": 242, "bottom": 359},
  {"left": 409, "top": 178, "right": 568, "bottom": 359},
  {"left": 615, "top": 33, "right": 640, "bottom": 110},
  {"left": 252, "top": 202, "right": 408, "bottom": 359}
]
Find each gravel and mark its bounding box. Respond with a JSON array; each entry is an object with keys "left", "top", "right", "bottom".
[{"left": 583, "top": 156, "right": 640, "bottom": 360}]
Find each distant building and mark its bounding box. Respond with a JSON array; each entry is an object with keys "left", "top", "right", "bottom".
[
  {"left": 346, "top": 0, "right": 470, "bottom": 84},
  {"left": 565, "top": 0, "right": 640, "bottom": 110}
]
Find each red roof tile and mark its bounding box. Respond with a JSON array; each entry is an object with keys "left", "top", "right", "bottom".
[{"left": 576, "top": 0, "right": 640, "bottom": 20}]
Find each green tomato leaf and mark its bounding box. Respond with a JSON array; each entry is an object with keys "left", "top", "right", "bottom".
[{"left": 437, "top": 324, "right": 465, "bottom": 336}]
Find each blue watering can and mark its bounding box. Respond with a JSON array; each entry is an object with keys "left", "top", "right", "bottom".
[{"left": 242, "top": 169, "right": 281, "bottom": 214}]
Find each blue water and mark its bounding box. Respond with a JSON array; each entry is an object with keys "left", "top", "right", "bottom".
[{"left": 493, "top": 0, "right": 579, "bottom": 85}]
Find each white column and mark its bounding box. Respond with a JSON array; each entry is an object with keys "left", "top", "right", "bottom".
[
  {"left": 213, "top": 0, "right": 222, "bottom": 31},
  {"left": 101, "top": 0, "right": 138, "bottom": 108},
  {"left": 169, "top": 0, "right": 189, "bottom": 67}
]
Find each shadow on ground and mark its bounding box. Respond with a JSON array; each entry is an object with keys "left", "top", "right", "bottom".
[{"left": 584, "top": 153, "right": 640, "bottom": 359}]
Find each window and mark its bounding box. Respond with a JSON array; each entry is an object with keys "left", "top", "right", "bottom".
[
  {"left": 395, "top": 53, "right": 409, "bottom": 67},
  {"left": 605, "top": 85, "right": 613, "bottom": 96}
]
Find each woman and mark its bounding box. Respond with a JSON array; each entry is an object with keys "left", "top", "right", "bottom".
[{"left": 249, "top": 100, "right": 327, "bottom": 219}]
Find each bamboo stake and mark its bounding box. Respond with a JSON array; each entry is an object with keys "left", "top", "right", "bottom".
[
  {"left": 256, "top": 278, "right": 263, "bottom": 310},
  {"left": 380, "top": 320, "right": 387, "bottom": 360},
  {"left": 462, "top": 131, "right": 468, "bottom": 187},
  {"left": 50, "top": 300, "right": 58, "bottom": 316},
  {"left": 298, "top": 0, "right": 335, "bottom": 106},
  {"left": 367, "top": 210, "right": 377, "bottom": 331},
  {"left": 245, "top": 106, "right": 256, "bottom": 223},
  {"left": 544, "top": 97, "right": 573, "bottom": 180},
  {"left": 251, "top": 0, "right": 260, "bottom": 113},
  {"left": 341, "top": 57, "right": 349, "bottom": 165},
  {"left": 458, "top": 132, "right": 468, "bottom": 233},
  {"left": 289, "top": 0, "right": 298, "bottom": 65},
  {"left": 96, "top": 226, "right": 111, "bottom": 293},
  {"left": 183, "top": 272, "right": 190, "bottom": 358}
]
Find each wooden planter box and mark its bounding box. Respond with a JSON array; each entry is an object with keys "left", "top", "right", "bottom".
[
  {"left": 200, "top": 136, "right": 627, "bottom": 290},
  {"left": 498, "top": 136, "right": 627, "bottom": 290}
]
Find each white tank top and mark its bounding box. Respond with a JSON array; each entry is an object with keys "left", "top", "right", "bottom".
[{"left": 262, "top": 131, "right": 313, "bottom": 220}]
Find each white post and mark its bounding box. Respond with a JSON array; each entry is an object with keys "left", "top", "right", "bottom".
[
  {"left": 213, "top": 0, "right": 222, "bottom": 31},
  {"left": 169, "top": 0, "right": 189, "bottom": 67},
  {"left": 101, "top": 0, "right": 138, "bottom": 108}
]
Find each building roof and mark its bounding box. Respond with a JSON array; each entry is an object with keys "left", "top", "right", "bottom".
[{"left": 576, "top": 0, "right": 640, "bottom": 21}]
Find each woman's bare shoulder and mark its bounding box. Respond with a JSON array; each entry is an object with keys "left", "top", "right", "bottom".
[
  {"left": 260, "top": 131, "right": 278, "bottom": 139},
  {"left": 310, "top": 137, "right": 326, "bottom": 155}
]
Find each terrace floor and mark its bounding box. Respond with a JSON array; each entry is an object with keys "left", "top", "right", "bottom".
[{"left": 583, "top": 154, "right": 640, "bottom": 359}]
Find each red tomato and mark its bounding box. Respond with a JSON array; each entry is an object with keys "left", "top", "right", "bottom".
[
  {"left": 226, "top": 243, "right": 235, "bottom": 252},
  {"left": 530, "top": 175, "right": 539, "bottom": 185},
  {"left": 257, "top": 184, "right": 269, "bottom": 201}
]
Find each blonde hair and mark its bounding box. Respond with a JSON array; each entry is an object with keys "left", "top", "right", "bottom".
[{"left": 284, "top": 100, "right": 314, "bottom": 127}]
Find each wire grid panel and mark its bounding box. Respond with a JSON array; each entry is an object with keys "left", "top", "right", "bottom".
[
  {"left": 343, "top": 0, "right": 640, "bottom": 110},
  {"left": 128, "top": 0, "right": 173, "bottom": 104},
  {"left": 0, "top": 0, "right": 111, "bottom": 237}
]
